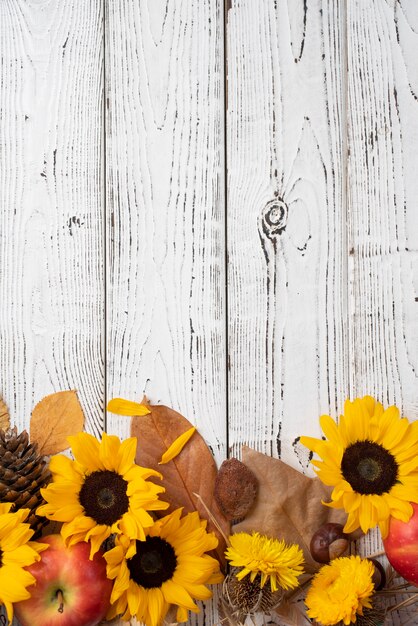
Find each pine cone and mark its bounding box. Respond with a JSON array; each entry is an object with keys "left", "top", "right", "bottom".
[{"left": 0, "top": 427, "right": 51, "bottom": 537}]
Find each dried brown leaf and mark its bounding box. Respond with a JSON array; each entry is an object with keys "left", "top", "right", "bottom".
[
  {"left": 131, "top": 404, "right": 230, "bottom": 567},
  {"left": 30, "top": 390, "right": 85, "bottom": 455},
  {"left": 233, "top": 447, "right": 347, "bottom": 573},
  {"left": 0, "top": 397, "right": 10, "bottom": 430}
]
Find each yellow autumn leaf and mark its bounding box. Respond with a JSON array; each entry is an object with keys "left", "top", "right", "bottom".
[
  {"left": 30, "top": 390, "right": 85, "bottom": 456},
  {"left": 159, "top": 426, "right": 196, "bottom": 464},
  {"left": 106, "top": 398, "right": 151, "bottom": 416},
  {"left": 0, "top": 397, "right": 10, "bottom": 431}
]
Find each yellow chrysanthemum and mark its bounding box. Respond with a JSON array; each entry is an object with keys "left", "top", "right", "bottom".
[
  {"left": 37, "top": 432, "right": 168, "bottom": 558},
  {"left": 305, "top": 555, "right": 374, "bottom": 625},
  {"left": 105, "top": 508, "right": 223, "bottom": 626},
  {"left": 0, "top": 503, "right": 47, "bottom": 622},
  {"left": 225, "top": 532, "right": 304, "bottom": 592},
  {"left": 300, "top": 396, "right": 418, "bottom": 538}
]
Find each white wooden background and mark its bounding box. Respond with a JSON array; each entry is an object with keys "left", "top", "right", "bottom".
[{"left": 1, "top": 1, "right": 417, "bottom": 625}]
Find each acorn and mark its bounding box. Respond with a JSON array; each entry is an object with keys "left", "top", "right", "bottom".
[{"left": 310, "top": 523, "right": 350, "bottom": 563}]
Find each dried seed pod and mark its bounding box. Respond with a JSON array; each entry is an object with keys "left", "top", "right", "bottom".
[
  {"left": 310, "top": 523, "right": 349, "bottom": 563},
  {"left": 214, "top": 458, "right": 258, "bottom": 520},
  {"left": 222, "top": 568, "right": 283, "bottom": 618}
]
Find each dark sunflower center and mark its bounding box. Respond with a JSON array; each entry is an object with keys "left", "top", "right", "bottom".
[
  {"left": 127, "top": 536, "right": 177, "bottom": 589},
  {"left": 78, "top": 470, "right": 129, "bottom": 525},
  {"left": 341, "top": 440, "right": 398, "bottom": 495},
  {"left": 0, "top": 548, "right": 3, "bottom": 567}
]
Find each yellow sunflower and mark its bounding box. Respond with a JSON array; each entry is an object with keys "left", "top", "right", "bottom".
[
  {"left": 0, "top": 503, "right": 47, "bottom": 622},
  {"left": 300, "top": 396, "right": 418, "bottom": 538},
  {"left": 305, "top": 555, "right": 374, "bottom": 625},
  {"left": 105, "top": 508, "right": 223, "bottom": 626},
  {"left": 225, "top": 532, "right": 304, "bottom": 592},
  {"left": 37, "top": 432, "right": 168, "bottom": 557}
]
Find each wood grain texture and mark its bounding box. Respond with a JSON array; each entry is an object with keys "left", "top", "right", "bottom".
[
  {"left": 227, "top": 0, "right": 348, "bottom": 468},
  {"left": 0, "top": 0, "right": 417, "bottom": 624},
  {"left": 0, "top": 0, "right": 104, "bottom": 437},
  {"left": 105, "top": 3, "right": 226, "bottom": 622},
  {"left": 105, "top": 0, "right": 226, "bottom": 458},
  {"left": 347, "top": 0, "right": 418, "bottom": 418},
  {"left": 347, "top": 1, "right": 418, "bottom": 597}
]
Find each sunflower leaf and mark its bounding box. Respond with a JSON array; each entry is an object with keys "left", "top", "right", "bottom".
[
  {"left": 131, "top": 404, "right": 230, "bottom": 568},
  {"left": 30, "top": 390, "right": 85, "bottom": 455},
  {"left": 0, "top": 396, "right": 10, "bottom": 430},
  {"left": 232, "top": 447, "right": 347, "bottom": 574}
]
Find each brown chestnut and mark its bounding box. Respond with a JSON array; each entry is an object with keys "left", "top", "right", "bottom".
[
  {"left": 368, "top": 558, "right": 386, "bottom": 591},
  {"left": 310, "top": 523, "right": 350, "bottom": 563}
]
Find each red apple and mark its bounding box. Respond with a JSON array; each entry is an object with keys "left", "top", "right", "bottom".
[
  {"left": 14, "top": 534, "right": 113, "bottom": 626},
  {"left": 383, "top": 502, "right": 418, "bottom": 585}
]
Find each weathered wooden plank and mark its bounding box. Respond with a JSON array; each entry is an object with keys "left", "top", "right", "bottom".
[
  {"left": 227, "top": 0, "right": 348, "bottom": 467},
  {"left": 0, "top": 1, "right": 104, "bottom": 437},
  {"left": 105, "top": 0, "right": 226, "bottom": 450},
  {"left": 105, "top": 1, "right": 226, "bottom": 622},
  {"left": 347, "top": 0, "right": 418, "bottom": 418},
  {"left": 346, "top": 0, "right": 418, "bottom": 581}
]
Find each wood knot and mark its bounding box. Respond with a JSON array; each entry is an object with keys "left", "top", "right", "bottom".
[{"left": 260, "top": 199, "right": 288, "bottom": 240}]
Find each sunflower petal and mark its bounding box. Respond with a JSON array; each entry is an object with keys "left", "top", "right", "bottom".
[
  {"left": 370, "top": 494, "right": 390, "bottom": 521},
  {"left": 319, "top": 414, "right": 340, "bottom": 445},
  {"left": 163, "top": 581, "right": 198, "bottom": 611},
  {"left": 126, "top": 579, "right": 141, "bottom": 616},
  {"left": 343, "top": 511, "right": 361, "bottom": 534},
  {"left": 117, "top": 437, "right": 137, "bottom": 475},
  {"left": 100, "top": 432, "right": 122, "bottom": 470},
  {"left": 362, "top": 395, "right": 378, "bottom": 416},
  {"left": 358, "top": 496, "right": 378, "bottom": 533},
  {"left": 146, "top": 587, "right": 166, "bottom": 626},
  {"left": 67, "top": 432, "right": 103, "bottom": 471},
  {"left": 380, "top": 416, "right": 409, "bottom": 450},
  {"left": 0, "top": 503, "right": 13, "bottom": 516},
  {"left": 299, "top": 436, "right": 326, "bottom": 455},
  {"left": 342, "top": 491, "right": 361, "bottom": 512},
  {"left": 176, "top": 606, "right": 189, "bottom": 622},
  {"left": 107, "top": 398, "right": 151, "bottom": 416},
  {"left": 86, "top": 524, "right": 111, "bottom": 558},
  {"left": 159, "top": 427, "right": 196, "bottom": 464},
  {"left": 379, "top": 518, "right": 390, "bottom": 539}
]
